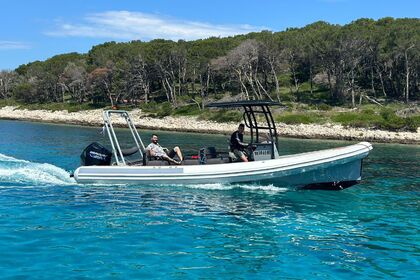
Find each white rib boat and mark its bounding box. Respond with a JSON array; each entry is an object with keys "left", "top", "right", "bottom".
[{"left": 73, "top": 101, "right": 373, "bottom": 190}]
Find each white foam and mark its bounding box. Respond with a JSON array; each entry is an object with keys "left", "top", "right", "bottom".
[
  {"left": 0, "top": 153, "right": 29, "bottom": 163},
  {"left": 240, "top": 184, "right": 288, "bottom": 193},
  {"left": 0, "top": 154, "right": 289, "bottom": 190},
  {"left": 183, "top": 183, "right": 230, "bottom": 190},
  {"left": 0, "top": 153, "right": 75, "bottom": 186},
  {"left": 183, "top": 183, "right": 288, "bottom": 193}
]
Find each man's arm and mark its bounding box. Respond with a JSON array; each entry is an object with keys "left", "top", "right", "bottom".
[{"left": 235, "top": 132, "right": 248, "bottom": 148}]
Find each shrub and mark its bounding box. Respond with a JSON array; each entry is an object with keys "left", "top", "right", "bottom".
[
  {"left": 13, "top": 83, "right": 37, "bottom": 103},
  {"left": 199, "top": 109, "right": 242, "bottom": 123},
  {"left": 275, "top": 112, "right": 324, "bottom": 124},
  {"left": 330, "top": 108, "right": 419, "bottom": 132},
  {"left": 317, "top": 103, "right": 332, "bottom": 111},
  {"left": 361, "top": 108, "right": 375, "bottom": 115},
  {"left": 376, "top": 108, "right": 411, "bottom": 131},
  {"left": 404, "top": 116, "right": 420, "bottom": 132},
  {"left": 0, "top": 99, "right": 19, "bottom": 108},
  {"left": 379, "top": 108, "right": 395, "bottom": 121},
  {"left": 156, "top": 102, "right": 173, "bottom": 117},
  {"left": 172, "top": 104, "right": 201, "bottom": 116},
  {"left": 139, "top": 101, "right": 158, "bottom": 113},
  {"left": 331, "top": 112, "right": 382, "bottom": 128}
]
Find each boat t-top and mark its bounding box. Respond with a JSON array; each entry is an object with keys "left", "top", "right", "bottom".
[{"left": 73, "top": 101, "right": 373, "bottom": 190}]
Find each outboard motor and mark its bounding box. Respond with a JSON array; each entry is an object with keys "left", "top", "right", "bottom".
[{"left": 80, "top": 142, "right": 112, "bottom": 166}]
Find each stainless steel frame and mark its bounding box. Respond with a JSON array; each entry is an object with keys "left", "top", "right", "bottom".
[{"left": 102, "top": 110, "right": 145, "bottom": 166}]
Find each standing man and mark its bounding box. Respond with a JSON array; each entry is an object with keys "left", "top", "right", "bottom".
[
  {"left": 230, "top": 123, "right": 249, "bottom": 162},
  {"left": 146, "top": 134, "right": 183, "bottom": 165}
]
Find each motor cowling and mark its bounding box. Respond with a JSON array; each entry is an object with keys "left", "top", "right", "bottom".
[{"left": 80, "top": 142, "right": 112, "bottom": 166}]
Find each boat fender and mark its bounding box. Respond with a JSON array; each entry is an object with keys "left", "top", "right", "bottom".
[{"left": 199, "top": 148, "right": 207, "bottom": 164}]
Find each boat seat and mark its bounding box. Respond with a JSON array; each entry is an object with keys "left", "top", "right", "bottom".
[
  {"left": 121, "top": 146, "right": 139, "bottom": 156},
  {"left": 142, "top": 147, "right": 232, "bottom": 166},
  {"left": 185, "top": 158, "right": 231, "bottom": 165},
  {"left": 143, "top": 149, "right": 183, "bottom": 166},
  {"left": 206, "top": 158, "right": 230, "bottom": 164},
  {"left": 143, "top": 157, "right": 231, "bottom": 166},
  {"left": 146, "top": 161, "right": 171, "bottom": 166}
]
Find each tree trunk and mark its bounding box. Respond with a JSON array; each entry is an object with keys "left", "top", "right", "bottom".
[
  {"left": 162, "top": 79, "right": 171, "bottom": 103},
  {"left": 351, "top": 70, "right": 355, "bottom": 108},
  {"left": 178, "top": 63, "right": 182, "bottom": 97},
  {"left": 327, "top": 71, "right": 333, "bottom": 99},
  {"left": 269, "top": 59, "right": 281, "bottom": 102},
  {"left": 309, "top": 62, "right": 313, "bottom": 95},
  {"left": 164, "top": 77, "right": 176, "bottom": 105},
  {"left": 370, "top": 66, "right": 376, "bottom": 98},
  {"left": 291, "top": 67, "right": 300, "bottom": 94},
  {"left": 404, "top": 48, "right": 412, "bottom": 103},
  {"left": 206, "top": 68, "right": 210, "bottom": 95},
  {"left": 143, "top": 82, "right": 149, "bottom": 103},
  {"left": 0, "top": 78, "right": 4, "bottom": 98},
  {"left": 235, "top": 69, "right": 249, "bottom": 100},
  {"left": 103, "top": 81, "right": 114, "bottom": 107},
  {"left": 376, "top": 66, "right": 387, "bottom": 98},
  {"left": 244, "top": 65, "right": 259, "bottom": 99},
  {"left": 191, "top": 67, "right": 196, "bottom": 95},
  {"left": 256, "top": 77, "right": 273, "bottom": 101}
]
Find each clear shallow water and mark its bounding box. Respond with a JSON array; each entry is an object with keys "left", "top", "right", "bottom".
[{"left": 0, "top": 120, "right": 419, "bottom": 279}]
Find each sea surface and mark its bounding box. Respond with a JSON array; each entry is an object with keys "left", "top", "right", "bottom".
[{"left": 0, "top": 119, "right": 418, "bottom": 279}]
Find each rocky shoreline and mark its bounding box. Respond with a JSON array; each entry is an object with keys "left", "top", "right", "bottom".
[{"left": 0, "top": 106, "right": 419, "bottom": 144}]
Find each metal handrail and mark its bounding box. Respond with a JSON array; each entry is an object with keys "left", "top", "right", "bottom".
[{"left": 102, "top": 110, "right": 146, "bottom": 166}]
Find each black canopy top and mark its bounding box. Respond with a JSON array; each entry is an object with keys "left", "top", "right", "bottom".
[
  {"left": 206, "top": 100, "right": 281, "bottom": 108},
  {"left": 207, "top": 100, "right": 280, "bottom": 158}
]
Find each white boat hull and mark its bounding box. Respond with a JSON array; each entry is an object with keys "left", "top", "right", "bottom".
[{"left": 74, "top": 142, "right": 373, "bottom": 189}]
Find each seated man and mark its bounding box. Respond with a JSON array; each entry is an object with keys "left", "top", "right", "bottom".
[
  {"left": 146, "top": 134, "right": 183, "bottom": 165},
  {"left": 230, "top": 123, "right": 249, "bottom": 162}
]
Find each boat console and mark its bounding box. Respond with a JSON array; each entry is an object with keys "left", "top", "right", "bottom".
[{"left": 207, "top": 100, "right": 281, "bottom": 161}]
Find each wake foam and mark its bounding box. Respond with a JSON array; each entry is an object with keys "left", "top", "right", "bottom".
[
  {"left": 0, "top": 153, "right": 74, "bottom": 186},
  {"left": 0, "top": 153, "right": 287, "bottom": 191},
  {"left": 183, "top": 183, "right": 288, "bottom": 193}
]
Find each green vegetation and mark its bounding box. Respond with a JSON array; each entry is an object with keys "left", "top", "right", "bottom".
[
  {"left": 172, "top": 104, "right": 202, "bottom": 116},
  {"left": 345, "top": 110, "right": 417, "bottom": 132},
  {"left": 0, "top": 18, "right": 419, "bottom": 132},
  {"left": 0, "top": 99, "right": 19, "bottom": 107},
  {"left": 155, "top": 102, "right": 173, "bottom": 117},
  {"left": 275, "top": 112, "right": 326, "bottom": 124},
  {"left": 134, "top": 97, "right": 419, "bottom": 132},
  {"left": 198, "top": 109, "right": 243, "bottom": 123},
  {"left": 274, "top": 104, "right": 419, "bottom": 132}
]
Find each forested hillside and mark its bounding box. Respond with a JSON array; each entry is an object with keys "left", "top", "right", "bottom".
[{"left": 1, "top": 18, "right": 419, "bottom": 110}]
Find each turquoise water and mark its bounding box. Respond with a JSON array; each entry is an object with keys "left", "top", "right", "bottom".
[{"left": 0, "top": 120, "right": 419, "bottom": 279}]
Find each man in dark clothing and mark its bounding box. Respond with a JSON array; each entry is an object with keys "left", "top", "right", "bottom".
[{"left": 230, "top": 123, "right": 249, "bottom": 162}]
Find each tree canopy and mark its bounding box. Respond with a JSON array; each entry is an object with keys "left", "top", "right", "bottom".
[{"left": 1, "top": 18, "right": 419, "bottom": 107}]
